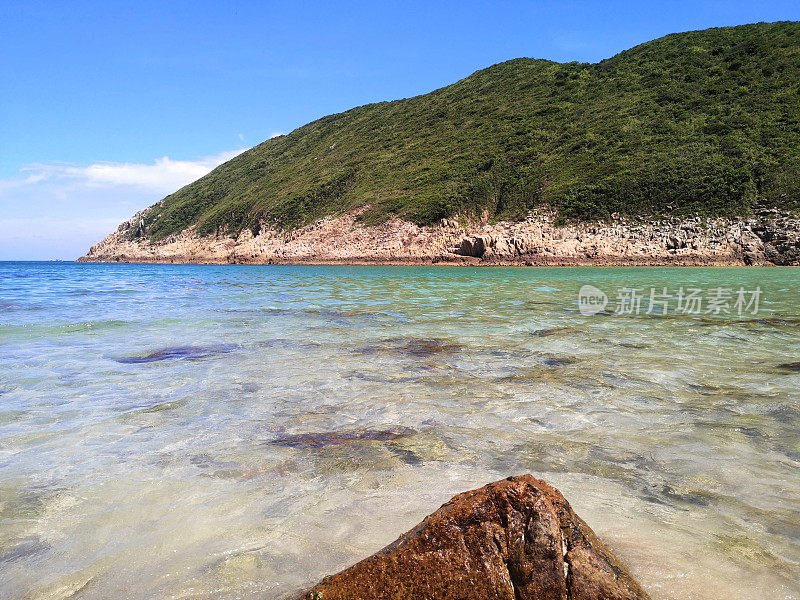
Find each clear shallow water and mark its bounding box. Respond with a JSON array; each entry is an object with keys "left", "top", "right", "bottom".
[{"left": 1, "top": 262, "right": 799, "bottom": 600}]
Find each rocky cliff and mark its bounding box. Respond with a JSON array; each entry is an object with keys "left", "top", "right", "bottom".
[{"left": 79, "top": 208, "right": 800, "bottom": 266}]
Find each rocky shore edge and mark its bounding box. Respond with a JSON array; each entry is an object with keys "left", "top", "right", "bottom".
[
  {"left": 79, "top": 208, "right": 800, "bottom": 266},
  {"left": 290, "top": 475, "right": 649, "bottom": 600}
]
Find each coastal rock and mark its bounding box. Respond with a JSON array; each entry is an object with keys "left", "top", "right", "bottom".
[
  {"left": 458, "top": 236, "right": 486, "bottom": 258},
  {"left": 295, "top": 475, "right": 649, "bottom": 600},
  {"left": 79, "top": 208, "right": 800, "bottom": 266}
]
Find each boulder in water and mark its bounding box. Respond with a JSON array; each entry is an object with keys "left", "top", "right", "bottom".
[{"left": 295, "top": 474, "right": 649, "bottom": 600}]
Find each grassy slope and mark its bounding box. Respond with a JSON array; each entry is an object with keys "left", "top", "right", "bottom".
[{"left": 141, "top": 21, "right": 800, "bottom": 241}]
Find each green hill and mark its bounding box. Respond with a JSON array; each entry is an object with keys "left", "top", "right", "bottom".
[{"left": 138, "top": 21, "right": 800, "bottom": 241}]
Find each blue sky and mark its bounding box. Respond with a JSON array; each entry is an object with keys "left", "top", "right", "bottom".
[{"left": 2, "top": 0, "right": 799, "bottom": 260}]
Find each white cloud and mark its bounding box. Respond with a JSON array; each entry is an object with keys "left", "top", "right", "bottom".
[
  {"left": 269, "top": 131, "right": 285, "bottom": 139},
  {"left": 0, "top": 147, "right": 250, "bottom": 260},
  {"left": 7, "top": 148, "right": 247, "bottom": 196}
]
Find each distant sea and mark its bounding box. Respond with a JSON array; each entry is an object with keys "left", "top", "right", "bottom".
[{"left": 1, "top": 261, "right": 798, "bottom": 599}]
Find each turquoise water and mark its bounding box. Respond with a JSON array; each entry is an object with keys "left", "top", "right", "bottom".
[{"left": 1, "top": 262, "right": 799, "bottom": 600}]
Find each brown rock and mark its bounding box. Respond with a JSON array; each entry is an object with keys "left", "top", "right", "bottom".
[
  {"left": 296, "top": 475, "right": 649, "bottom": 600},
  {"left": 457, "top": 236, "right": 486, "bottom": 258}
]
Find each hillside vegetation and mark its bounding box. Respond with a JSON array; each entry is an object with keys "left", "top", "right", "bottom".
[{"left": 137, "top": 22, "right": 800, "bottom": 241}]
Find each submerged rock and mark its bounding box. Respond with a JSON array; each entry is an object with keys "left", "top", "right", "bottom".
[
  {"left": 113, "top": 344, "right": 236, "bottom": 363},
  {"left": 530, "top": 327, "right": 582, "bottom": 337},
  {"left": 353, "top": 337, "right": 463, "bottom": 358},
  {"left": 776, "top": 361, "right": 800, "bottom": 372},
  {"left": 541, "top": 355, "right": 579, "bottom": 367},
  {"left": 295, "top": 475, "right": 649, "bottom": 600},
  {"left": 271, "top": 426, "right": 416, "bottom": 449}
]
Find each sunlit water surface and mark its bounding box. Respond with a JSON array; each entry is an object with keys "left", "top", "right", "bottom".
[{"left": 1, "top": 262, "right": 799, "bottom": 600}]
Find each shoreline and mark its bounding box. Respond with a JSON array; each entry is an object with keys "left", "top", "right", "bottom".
[
  {"left": 79, "top": 209, "right": 800, "bottom": 267},
  {"left": 77, "top": 255, "right": 779, "bottom": 266}
]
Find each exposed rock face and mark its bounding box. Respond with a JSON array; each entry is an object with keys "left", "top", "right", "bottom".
[
  {"left": 294, "top": 475, "right": 649, "bottom": 600},
  {"left": 458, "top": 235, "right": 487, "bottom": 258},
  {"left": 79, "top": 208, "right": 800, "bottom": 266}
]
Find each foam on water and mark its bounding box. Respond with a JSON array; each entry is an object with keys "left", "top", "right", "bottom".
[{"left": 1, "top": 262, "right": 799, "bottom": 599}]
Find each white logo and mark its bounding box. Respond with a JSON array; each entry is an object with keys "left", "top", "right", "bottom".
[{"left": 578, "top": 285, "right": 608, "bottom": 316}]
